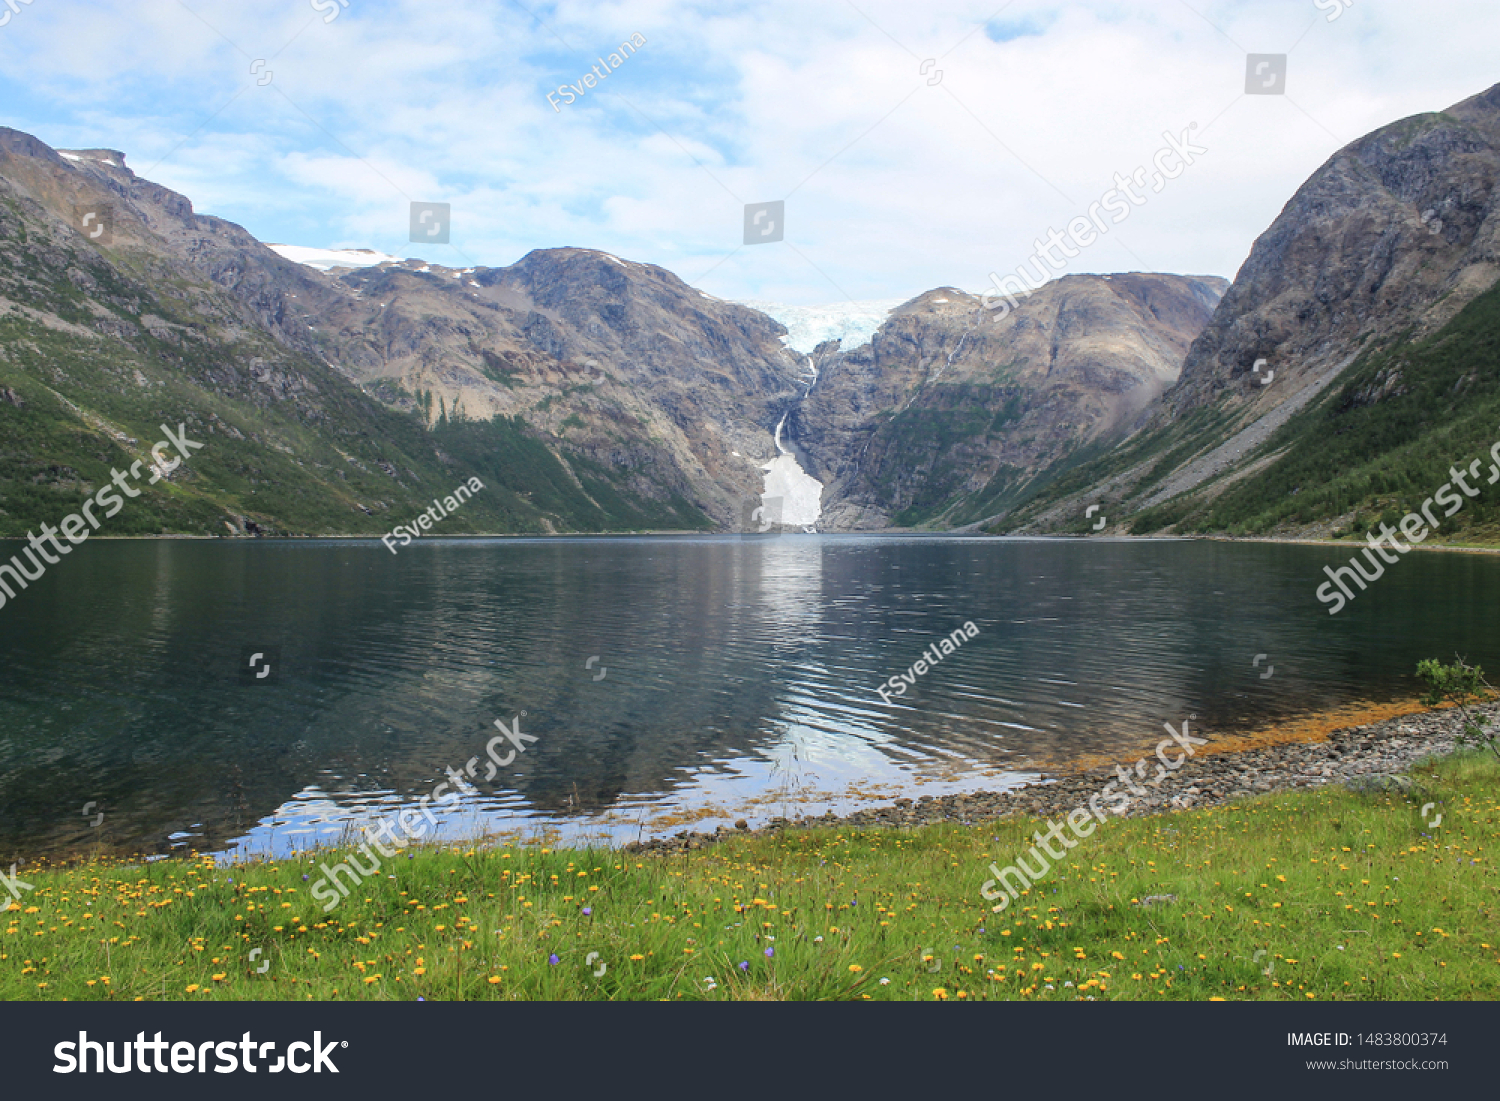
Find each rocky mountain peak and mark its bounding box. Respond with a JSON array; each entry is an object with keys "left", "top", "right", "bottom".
[{"left": 1168, "top": 80, "right": 1500, "bottom": 420}]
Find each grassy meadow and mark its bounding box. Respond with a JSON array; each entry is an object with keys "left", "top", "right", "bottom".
[{"left": 2, "top": 749, "right": 1495, "bottom": 1002}]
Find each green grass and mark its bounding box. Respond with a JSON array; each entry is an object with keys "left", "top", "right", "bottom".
[{"left": 2, "top": 750, "right": 1495, "bottom": 1001}]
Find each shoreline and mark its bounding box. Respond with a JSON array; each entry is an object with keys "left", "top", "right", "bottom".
[
  {"left": 4, "top": 530, "right": 1500, "bottom": 555},
  {"left": 623, "top": 699, "right": 1492, "bottom": 853},
  {"left": 2, "top": 534, "right": 1500, "bottom": 561},
  {"left": 9, "top": 698, "right": 1486, "bottom": 868}
]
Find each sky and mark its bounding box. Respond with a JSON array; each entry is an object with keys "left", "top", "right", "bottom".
[{"left": 1, "top": 0, "right": 1497, "bottom": 306}]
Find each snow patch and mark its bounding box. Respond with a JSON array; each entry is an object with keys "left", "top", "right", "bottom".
[
  {"left": 761, "top": 454, "right": 822, "bottom": 528},
  {"left": 739, "top": 298, "right": 906, "bottom": 354},
  {"left": 267, "top": 244, "right": 402, "bottom": 271},
  {"left": 59, "top": 151, "right": 120, "bottom": 167},
  {"left": 759, "top": 413, "right": 822, "bottom": 528}
]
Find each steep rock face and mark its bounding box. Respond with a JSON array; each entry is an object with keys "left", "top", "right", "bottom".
[
  {"left": 30, "top": 139, "right": 809, "bottom": 527},
  {"left": 1168, "top": 82, "right": 1500, "bottom": 420},
  {"left": 303, "top": 249, "right": 808, "bottom": 525},
  {"left": 999, "top": 82, "right": 1500, "bottom": 536},
  {"left": 0, "top": 124, "right": 1235, "bottom": 535},
  {"left": 0, "top": 132, "right": 538, "bottom": 538},
  {"left": 798, "top": 274, "right": 1225, "bottom": 529}
]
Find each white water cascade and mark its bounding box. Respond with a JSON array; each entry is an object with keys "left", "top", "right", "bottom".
[{"left": 741, "top": 298, "right": 906, "bottom": 532}]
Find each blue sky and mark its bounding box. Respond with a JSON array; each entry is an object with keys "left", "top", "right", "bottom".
[{"left": 1, "top": 0, "right": 1497, "bottom": 304}]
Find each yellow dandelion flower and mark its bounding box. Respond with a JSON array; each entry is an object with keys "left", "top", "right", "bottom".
[
  {"left": 487, "top": 976, "right": 502, "bottom": 984},
  {"left": 848, "top": 964, "right": 863, "bottom": 973},
  {"left": 185, "top": 984, "right": 200, "bottom": 993}
]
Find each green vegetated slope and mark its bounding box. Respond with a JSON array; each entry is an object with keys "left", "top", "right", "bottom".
[
  {"left": 873, "top": 387, "right": 1008, "bottom": 528},
  {"left": 875, "top": 389, "right": 1121, "bottom": 532},
  {"left": 431, "top": 417, "right": 712, "bottom": 533},
  {"left": 976, "top": 388, "right": 1237, "bottom": 535},
  {"left": 0, "top": 200, "right": 712, "bottom": 538},
  {"left": 1132, "top": 280, "right": 1500, "bottom": 539}
]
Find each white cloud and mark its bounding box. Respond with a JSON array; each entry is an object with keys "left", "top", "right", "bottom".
[{"left": 0, "top": 0, "right": 1496, "bottom": 304}]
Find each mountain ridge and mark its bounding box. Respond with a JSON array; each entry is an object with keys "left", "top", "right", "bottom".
[{"left": 993, "top": 80, "right": 1500, "bottom": 540}]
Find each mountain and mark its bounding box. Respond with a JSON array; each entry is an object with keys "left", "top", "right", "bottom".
[
  {"left": 0, "top": 131, "right": 529, "bottom": 540},
  {"left": 33, "top": 139, "right": 822, "bottom": 531},
  {"left": 792, "top": 274, "right": 1226, "bottom": 529},
  {"left": 0, "top": 125, "right": 1228, "bottom": 538},
  {"left": 0, "top": 132, "right": 805, "bottom": 536},
  {"left": 996, "top": 81, "right": 1500, "bottom": 540}
]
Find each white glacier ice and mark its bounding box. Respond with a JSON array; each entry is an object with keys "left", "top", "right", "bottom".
[{"left": 739, "top": 298, "right": 907, "bottom": 354}]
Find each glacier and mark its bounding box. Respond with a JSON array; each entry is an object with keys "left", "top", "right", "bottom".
[{"left": 739, "top": 297, "right": 907, "bottom": 355}]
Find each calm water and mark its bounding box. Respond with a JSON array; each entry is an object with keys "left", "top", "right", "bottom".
[{"left": 1, "top": 535, "right": 1496, "bottom": 862}]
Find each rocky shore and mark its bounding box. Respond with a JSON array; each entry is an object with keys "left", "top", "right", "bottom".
[{"left": 624, "top": 703, "right": 1493, "bottom": 854}]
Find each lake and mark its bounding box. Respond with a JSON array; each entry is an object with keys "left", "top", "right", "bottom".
[{"left": 1, "top": 534, "right": 1495, "bottom": 863}]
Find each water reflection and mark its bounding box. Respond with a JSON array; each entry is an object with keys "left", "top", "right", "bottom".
[{"left": 0, "top": 535, "right": 1495, "bottom": 861}]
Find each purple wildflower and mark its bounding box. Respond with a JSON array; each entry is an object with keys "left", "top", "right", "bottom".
[
  {"left": 738, "top": 961, "right": 749, "bottom": 971},
  {"left": 548, "top": 954, "right": 560, "bottom": 966},
  {"left": 582, "top": 907, "right": 592, "bottom": 916},
  {"left": 765, "top": 947, "right": 774, "bottom": 958}
]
